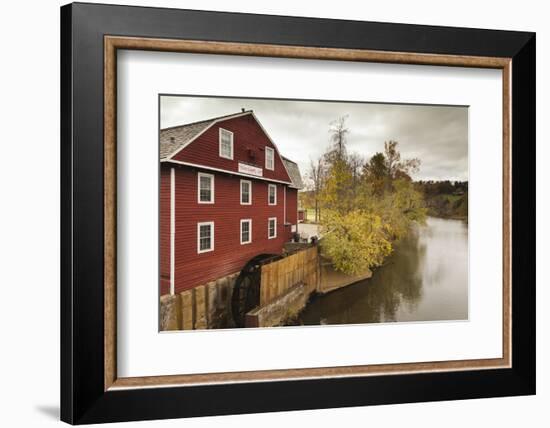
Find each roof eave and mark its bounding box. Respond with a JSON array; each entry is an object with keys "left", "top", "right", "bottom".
[{"left": 162, "top": 159, "right": 294, "bottom": 186}]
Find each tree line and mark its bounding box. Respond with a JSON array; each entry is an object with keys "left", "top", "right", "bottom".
[{"left": 414, "top": 180, "right": 468, "bottom": 219}]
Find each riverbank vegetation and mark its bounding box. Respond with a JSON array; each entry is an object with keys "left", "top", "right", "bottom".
[
  {"left": 415, "top": 180, "right": 468, "bottom": 219},
  {"left": 303, "top": 116, "right": 427, "bottom": 275}
]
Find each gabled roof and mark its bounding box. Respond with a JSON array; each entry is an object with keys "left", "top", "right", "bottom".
[
  {"left": 282, "top": 157, "right": 304, "bottom": 190},
  {"left": 160, "top": 110, "right": 301, "bottom": 187},
  {"left": 160, "top": 110, "right": 253, "bottom": 161}
]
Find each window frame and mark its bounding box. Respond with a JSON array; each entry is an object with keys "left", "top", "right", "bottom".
[
  {"left": 268, "top": 217, "right": 277, "bottom": 239},
  {"left": 219, "top": 128, "right": 234, "bottom": 160},
  {"left": 268, "top": 183, "right": 277, "bottom": 205},
  {"left": 265, "top": 146, "right": 275, "bottom": 170},
  {"left": 240, "top": 179, "right": 252, "bottom": 205},
  {"left": 197, "top": 221, "right": 215, "bottom": 254},
  {"left": 240, "top": 219, "right": 252, "bottom": 245},
  {"left": 197, "top": 172, "right": 215, "bottom": 204}
]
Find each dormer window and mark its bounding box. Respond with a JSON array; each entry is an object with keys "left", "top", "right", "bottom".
[
  {"left": 219, "top": 128, "right": 233, "bottom": 160},
  {"left": 265, "top": 146, "right": 274, "bottom": 170}
]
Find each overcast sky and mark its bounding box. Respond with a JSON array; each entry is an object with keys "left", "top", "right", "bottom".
[{"left": 161, "top": 95, "right": 468, "bottom": 182}]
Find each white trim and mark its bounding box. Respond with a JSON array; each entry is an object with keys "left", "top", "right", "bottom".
[
  {"left": 170, "top": 168, "right": 175, "bottom": 295},
  {"left": 268, "top": 183, "right": 277, "bottom": 205},
  {"left": 197, "top": 221, "right": 214, "bottom": 254},
  {"left": 265, "top": 146, "right": 275, "bottom": 170},
  {"left": 197, "top": 172, "right": 215, "bottom": 204},
  {"left": 240, "top": 179, "right": 252, "bottom": 205},
  {"left": 240, "top": 219, "right": 252, "bottom": 245},
  {"left": 218, "top": 128, "right": 234, "bottom": 160},
  {"left": 165, "top": 111, "right": 251, "bottom": 160},
  {"left": 296, "top": 189, "right": 299, "bottom": 234},
  {"left": 163, "top": 159, "right": 292, "bottom": 186},
  {"left": 268, "top": 217, "right": 277, "bottom": 239},
  {"left": 283, "top": 185, "right": 286, "bottom": 224},
  {"left": 296, "top": 189, "right": 307, "bottom": 233}
]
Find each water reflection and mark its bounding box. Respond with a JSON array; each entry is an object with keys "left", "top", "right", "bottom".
[{"left": 298, "top": 217, "right": 468, "bottom": 325}]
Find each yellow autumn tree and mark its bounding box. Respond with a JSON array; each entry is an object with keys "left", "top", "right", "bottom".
[
  {"left": 321, "top": 210, "right": 393, "bottom": 275},
  {"left": 317, "top": 117, "right": 426, "bottom": 275},
  {"left": 319, "top": 157, "right": 354, "bottom": 213}
]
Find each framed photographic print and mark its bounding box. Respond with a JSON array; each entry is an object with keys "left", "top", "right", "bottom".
[{"left": 60, "top": 2, "right": 535, "bottom": 424}]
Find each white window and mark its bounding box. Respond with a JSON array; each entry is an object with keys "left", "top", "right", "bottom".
[
  {"left": 265, "top": 146, "right": 274, "bottom": 170},
  {"left": 268, "top": 184, "right": 277, "bottom": 205},
  {"left": 268, "top": 217, "right": 277, "bottom": 239},
  {"left": 240, "top": 180, "right": 252, "bottom": 205},
  {"left": 240, "top": 219, "right": 252, "bottom": 244},
  {"left": 219, "top": 128, "right": 234, "bottom": 160},
  {"left": 197, "top": 172, "right": 214, "bottom": 203},
  {"left": 197, "top": 222, "right": 214, "bottom": 253}
]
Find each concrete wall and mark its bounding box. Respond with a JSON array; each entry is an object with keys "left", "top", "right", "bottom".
[
  {"left": 245, "top": 282, "right": 314, "bottom": 328},
  {"left": 318, "top": 257, "right": 372, "bottom": 294},
  {"left": 159, "top": 272, "right": 239, "bottom": 331}
]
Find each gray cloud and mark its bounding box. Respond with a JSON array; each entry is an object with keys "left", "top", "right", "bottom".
[{"left": 161, "top": 95, "right": 468, "bottom": 181}]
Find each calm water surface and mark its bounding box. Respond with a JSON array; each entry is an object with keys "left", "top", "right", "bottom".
[{"left": 298, "top": 217, "right": 468, "bottom": 325}]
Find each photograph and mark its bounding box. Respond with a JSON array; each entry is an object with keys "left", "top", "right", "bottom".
[
  {"left": 159, "top": 95, "right": 469, "bottom": 331},
  {"left": 49, "top": 1, "right": 538, "bottom": 424}
]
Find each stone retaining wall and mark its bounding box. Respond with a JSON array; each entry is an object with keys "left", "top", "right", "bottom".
[{"left": 159, "top": 272, "right": 239, "bottom": 331}]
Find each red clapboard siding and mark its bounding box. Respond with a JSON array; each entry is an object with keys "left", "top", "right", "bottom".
[
  {"left": 172, "top": 114, "right": 292, "bottom": 184},
  {"left": 159, "top": 167, "right": 171, "bottom": 294},
  {"left": 160, "top": 164, "right": 295, "bottom": 295},
  {"left": 286, "top": 188, "right": 298, "bottom": 226}
]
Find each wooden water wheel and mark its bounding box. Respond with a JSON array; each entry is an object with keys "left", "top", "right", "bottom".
[{"left": 231, "top": 253, "right": 282, "bottom": 327}]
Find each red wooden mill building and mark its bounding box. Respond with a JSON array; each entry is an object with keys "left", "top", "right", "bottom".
[{"left": 160, "top": 110, "right": 304, "bottom": 296}]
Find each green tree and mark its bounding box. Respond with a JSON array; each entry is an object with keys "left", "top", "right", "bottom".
[
  {"left": 380, "top": 179, "right": 427, "bottom": 240},
  {"left": 363, "top": 152, "right": 388, "bottom": 196}
]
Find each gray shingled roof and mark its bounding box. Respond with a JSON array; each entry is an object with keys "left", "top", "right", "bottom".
[
  {"left": 282, "top": 157, "right": 304, "bottom": 189},
  {"left": 160, "top": 111, "right": 252, "bottom": 160},
  {"left": 160, "top": 120, "right": 213, "bottom": 160}
]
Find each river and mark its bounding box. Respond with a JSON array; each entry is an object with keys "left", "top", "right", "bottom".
[{"left": 298, "top": 217, "right": 469, "bottom": 325}]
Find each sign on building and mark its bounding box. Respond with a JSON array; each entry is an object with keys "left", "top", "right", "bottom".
[{"left": 238, "top": 162, "right": 263, "bottom": 177}]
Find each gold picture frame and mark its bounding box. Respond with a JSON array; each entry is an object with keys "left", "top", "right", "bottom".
[{"left": 104, "top": 36, "right": 512, "bottom": 391}]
